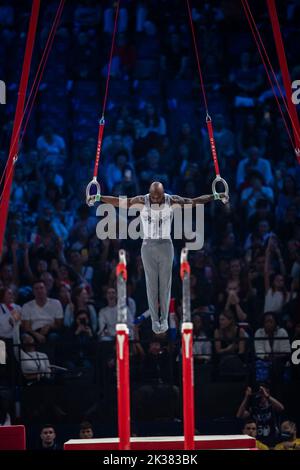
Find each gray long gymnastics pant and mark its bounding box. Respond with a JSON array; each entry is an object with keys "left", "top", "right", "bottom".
[{"left": 141, "top": 239, "right": 174, "bottom": 323}]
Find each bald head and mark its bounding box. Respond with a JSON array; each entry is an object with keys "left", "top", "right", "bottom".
[{"left": 149, "top": 181, "right": 165, "bottom": 204}]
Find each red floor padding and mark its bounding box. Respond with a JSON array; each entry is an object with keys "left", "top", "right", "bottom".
[{"left": 0, "top": 425, "right": 26, "bottom": 450}]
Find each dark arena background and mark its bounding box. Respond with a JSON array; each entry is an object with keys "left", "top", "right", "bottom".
[{"left": 0, "top": 0, "right": 300, "bottom": 454}]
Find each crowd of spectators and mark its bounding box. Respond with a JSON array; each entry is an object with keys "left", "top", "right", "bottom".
[{"left": 0, "top": 0, "right": 300, "bottom": 449}]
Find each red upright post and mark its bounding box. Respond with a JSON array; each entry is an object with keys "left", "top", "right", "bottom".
[
  {"left": 116, "top": 250, "right": 130, "bottom": 450},
  {"left": 181, "top": 322, "right": 195, "bottom": 450},
  {"left": 116, "top": 324, "right": 131, "bottom": 450},
  {"left": 266, "top": 0, "right": 300, "bottom": 152},
  {"left": 0, "top": 0, "right": 40, "bottom": 255},
  {"left": 180, "top": 248, "right": 195, "bottom": 450}
]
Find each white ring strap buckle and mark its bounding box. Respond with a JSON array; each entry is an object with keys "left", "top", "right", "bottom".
[
  {"left": 86, "top": 177, "right": 101, "bottom": 207},
  {"left": 212, "top": 175, "right": 229, "bottom": 204}
]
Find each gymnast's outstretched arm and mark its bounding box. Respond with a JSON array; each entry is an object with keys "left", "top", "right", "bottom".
[
  {"left": 170, "top": 193, "right": 227, "bottom": 207},
  {"left": 100, "top": 195, "right": 145, "bottom": 208}
]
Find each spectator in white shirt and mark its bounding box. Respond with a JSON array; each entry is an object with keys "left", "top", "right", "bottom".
[
  {"left": 21, "top": 281, "right": 63, "bottom": 344},
  {"left": 18, "top": 333, "right": 51, "bottom": 383},
  {"left": 236, "top": 146, "right": 273, "bottom": 189},
  {"left": 98, "top": 287, "right": 135, "bottom": 340},
  {"left": 254, "top": 312, "right": 291, "bottom": 360},
  {"left": 0, "top": 287, "right": 21, "bottom": 339}
]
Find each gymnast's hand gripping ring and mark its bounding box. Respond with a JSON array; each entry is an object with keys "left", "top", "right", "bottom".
[
  {"left": 86, "top": 177, "right": 101, "bottom": 207},
  {"left": 212, "top": 175, "right": 229, "bottom": 204}
]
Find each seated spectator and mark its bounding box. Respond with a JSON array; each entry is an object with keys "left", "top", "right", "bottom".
[
  {"left": 51, "top": 198, "right": 74, "bottom": 242},
  {"left": 264, "top": 273, "right": 291, "bottom": 315},
  {"left": 192, "top": 313, "right": 212, "bottom": 363},
  {"left": 68, "top": 249, "right": 94, "bottom": 287},
  {"left": 112, "top": 167, "right": 138, "bottom": 198},
  {"left": 237, "top": 113, "right": 267, "bottom": 158},
  {"left": 218, "top": 279, "right": 251, "bottom": 324},
  {"left": 24, "top": 254, "right": 48, "bottom": 284},
  {"left": 215, "top": 231, "right": 240, "bottom": 260},
  {"left": 276, "top": 175, "right": 298, "bottom": 222},
  {"left": 57, "top": 283, "right": 72, "bottom": 315},
  {"left": 282, "top": 278, "right": 300, "bottom": 338},
  {"left": 36, "top": 125, "right": 66, "bottom": 171},
  {"left": 241, "top": 172, "right": 274, "bottom": 219},
  {"left": 254, "top": 312, "right": 291, "bottom": 360},
  {"left": 290, "top": 247, "right": 300, "bottom": 281},
  {"left": 79, "top": 420, "right": 94, "bottom": 439},
  {"left": 160, "top": 32, "right": 189, "bottom": 79},
  {"left": 236, "top": 384, "right": 284, "bottom": 445},
  {"left": 227, "top": 260, "right": 258, "bottom": 320},
  {"left": 62, "top": 310, "right": 96, "bottom": 371},
  {"left": 214, "top": 310, "right": 247, "bottom": 369},
  {"left": 242, "top": 418, "right": 269, "bottom": 450},
  {"left": 248, "top": 251, "right": 266, "bottom": 297},
  {"left": 38, "top": 424, "right": 60, "bottom": 450},
  {"left": 106, "top": 151, "right": 135, "bottom": 193},
  {"left": 18, "top": 333, "right": 51, "bottom": 384},
  {"left": 244, "top": 219, "right": 272, "bottom": 253},
  {"left": 54, "top": 264, "right": 78, "bottom": 291},
  {"left": 229, "top": 51, "right": 264, "bottom": 106},
  {"left": 21, "top": 280, "right": 63, "bottom": 344},
  {"left": 274, "top": 420, "right": 300, "bottom": 450},
  {"left": 40, "top": 272, "right": 56, "bottom": 298},
  {"left": 176, "top": 122, "right": 202, "bottom": 162},
  {"left": 64, "top": 286, "right": 97, "bottom": 334},
  {"left": 173, "top": 143, "right": 194, "bottom": 178},
  {"left": 131, "top": 119, "right": 150, "bottom": 160},
  {"left": 236, "top": 146, "right": 273, "bottom": 190},
  {"left": 278, "top": 204, "right": 300, "bottom": 242},
  {"left": 98, "top": 287, "right": 135, "bottom": 340},
  {"left": 247, "top": 199, "right": 275, "bottom": 234},
  {"left": 0, "top": 287, "right": 21, "bottom": 339},
  {"left": 69, "top": 205, "right": 97, "bottom": 248},
  {"left": 139, "top": 148, "right": 169, "bottom": 192},
  {"left": 0, "top": 262, "right": 18, "bottom": 291},
  {"left": 264, "top": 236, "right": 291, "bottom": 314},
  {"left": 142, "top": 103, "right": 167, "bottom": 137},
  {"left": 10, "top": 167, "right": 29, "bottom": 209}
]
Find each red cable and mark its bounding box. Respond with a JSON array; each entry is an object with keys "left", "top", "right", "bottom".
[
  {"left": 0, "top": 0, "right": 65, "bottom": 192},
  {"left": 186, "top": 0, "right": 222, "bottom": 177},
  {"left": 266, "top": 0, "right": 300, "bottom": 150},
  {"left": 0, "top": 0, "right": 40, "bottom": 254},
  {"left": 0, "top": 0, "right": 64, "bottom": 204},
  {"left": 241, "top": 0, "right": 297, "bottom": 154},
  {"left": 186, "top": 0, "right": 208, "bottom": 113},
  {"left": 102, "top": 0, "right": 120, "bottom": 118},
  {"left": 92, "top": 0, "right": 120, "bottom": 179},
  {"left": 19, "top": 1, "right": 65, "bottom": 149}
]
